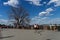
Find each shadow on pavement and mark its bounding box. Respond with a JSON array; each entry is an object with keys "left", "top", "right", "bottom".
[
  {"left": 0, "top": 35, "right": 14, "bottom": 39},
  {"left": 46, "top": 39, "right": 51, "bottom": 40}
]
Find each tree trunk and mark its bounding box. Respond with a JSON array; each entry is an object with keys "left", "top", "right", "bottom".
[{"left": 17, "top": 24, "right": 19, "bottom": 28}]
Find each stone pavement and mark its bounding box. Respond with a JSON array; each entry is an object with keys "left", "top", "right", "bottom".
[{"left": 0, "top": 29, "right": 60, "bottom": 40}]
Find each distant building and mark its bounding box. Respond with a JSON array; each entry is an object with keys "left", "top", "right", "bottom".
[{"left": 49, "top": 24, "right": 57, "bottom": 31}]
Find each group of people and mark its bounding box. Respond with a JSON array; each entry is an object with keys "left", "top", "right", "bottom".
[{"left": 34, "top": 24, "right": 39, "bottom": 29}]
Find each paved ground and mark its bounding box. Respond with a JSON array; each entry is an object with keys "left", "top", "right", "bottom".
[{"left": 0, "top": 29, "right": 60, "bottom": 40}]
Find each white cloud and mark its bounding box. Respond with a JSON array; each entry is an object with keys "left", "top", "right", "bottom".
[
  {"left": 46, "top": 8, "right": 53, "bottom": 12},
  {"left": 39, "top": 8, "right": 54, "bottom": 16},
  {"left": 3, "top": 0, "right": 19, "bottom": 7},
  {"left": 30, "top": 8, "right": 54, "bottom": 25},
  {"left": 0, "top": 19, "right": 8, "bottom": 25},
  {"left": 39, "top": 12, "right": 47, "bottom": 16},
  {"left": 48, "top": 0, "right": 60, "bottom": 7},
  {"left": 48, "top": 0, "right": 58, "bottom": 5},
  {"left": 25, "top": 0, "right": 42, "bottom": 6},
  {"left": 54, "top": 0, "right": 60, "bottom": 7},
  {"left": 30, "top": 16, "right": 49, "bottom": 25},
  {"left": 43, "top": 2, "right": 46, "bottom": 4},
  {"left": 0, "top": 19, "right": 14, "bottom": 25},
  {"left": 30, "top": 16, "right": 60, "bottom": 25},
  {"left": 48, "top": 18, "right": 60, "bottom": 24}
]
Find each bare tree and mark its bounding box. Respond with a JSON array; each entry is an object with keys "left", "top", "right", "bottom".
[{"left": 8, "top": 6, "right": 30, "bottom": 28}]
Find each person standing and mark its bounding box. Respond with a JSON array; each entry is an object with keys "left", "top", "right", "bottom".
[{"left": 34, "top": 24, "right": 37, "bottom": 29}]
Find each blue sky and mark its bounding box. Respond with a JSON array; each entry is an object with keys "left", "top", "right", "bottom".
[{"left": 0, "top": 0, "right": 60, "bottom": 25}]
